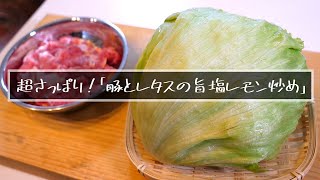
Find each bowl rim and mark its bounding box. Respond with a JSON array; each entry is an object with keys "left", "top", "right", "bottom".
[{"left": 0, "top": 16, "right": 129, "bottom": 112}]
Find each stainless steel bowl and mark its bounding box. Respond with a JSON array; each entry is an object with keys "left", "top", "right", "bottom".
[{"left": 0, "top": 17, "right": 128, "bottom": 112}]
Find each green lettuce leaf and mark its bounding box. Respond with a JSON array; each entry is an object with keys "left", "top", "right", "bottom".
[{"left": 131, "top": 8, "right": 306, "bottom": 170}]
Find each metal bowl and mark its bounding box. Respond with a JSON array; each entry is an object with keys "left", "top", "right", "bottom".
[{"left": 0, "top": 17, "right": 128, "bottom": 112}]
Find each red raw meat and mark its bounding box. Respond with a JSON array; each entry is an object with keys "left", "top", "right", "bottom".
[{"left": 16, "top": 36, "right": 122, "bottom": 106}]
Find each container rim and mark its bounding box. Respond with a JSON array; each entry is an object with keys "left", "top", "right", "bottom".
[{"left": 0, "top": 17, "right": 129, "bottom": 112}]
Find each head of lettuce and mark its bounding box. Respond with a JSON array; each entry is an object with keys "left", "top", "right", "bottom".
[{"left": 131, "top": 8, "right": 307, "bottom": 171}]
